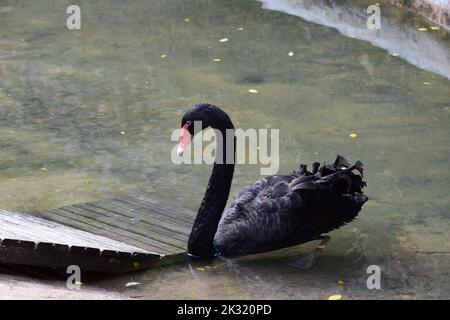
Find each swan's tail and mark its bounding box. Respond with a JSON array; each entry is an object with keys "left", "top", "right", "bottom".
[
  {"left": 290, "top": 155, "right": 368, "bottom": 229},
  {"left": 292, "top": 155, "right": 367, "bottom": 196}
]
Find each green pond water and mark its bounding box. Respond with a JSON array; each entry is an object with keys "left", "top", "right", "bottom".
[{"left": 1, "top": 0, "right": 449, "bottom": 299}]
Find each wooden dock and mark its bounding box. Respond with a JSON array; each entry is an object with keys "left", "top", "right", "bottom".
[{"left": 0, "top": 196, "right": 196, "bottom": 273}]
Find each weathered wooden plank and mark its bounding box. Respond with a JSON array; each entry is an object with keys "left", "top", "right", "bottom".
[
  {"left": 0, "top": 210, "right": 148, "bottom": 252},
  {"left": 75, "top": 208, "right": 185, "bottom": 251},
  {"left": 0, "top": 196, "right": 195, "bottom": 272},
  {"left": 38, "top": 208, "right": 180, "bottom": 254},
  {"left": 118, "top": 196, "right": 196, "bottom": 223},
  {"left": 0, "top": 239, "right": 160, "bottom": 273},
  {"left": 76, "top": 202, "right": 189, "bottom": 242},
  {"left": 89, "top": 200, "right": 192, "bottom": 236},
  {"left": 29, "top": 196, "right": 195, "bottom": 257},
  {"left": 0, "top": 210, "right": 161, "bottom": 273},
  {"left": 59, "top": 204, "right": 187, "bottom": 248}
]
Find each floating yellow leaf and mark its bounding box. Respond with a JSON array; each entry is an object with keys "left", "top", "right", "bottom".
[
  {"left": 31, "top": 19, "right": 49, "bottom": 27},
  {"left": 120, "top": 131, "right": 126, "bottom": 135},
  {"left": 184, "top": 17, "right": 190, "bottom": 23},
  {"left": 338, "top": 280, "right": 344, "bottom": 285},
  {"left": 418, "top": 27, "right": 428, "bottom": 31},
  {"left": 423, "top": 82, "right": 431, "bottom": 85},
  {"left": 349, "top": 133, "right": 358, "bottom": 139},
  {"left": 40, "top": 167, "right": 48, "bottom": 172},
  {"left": 212, "top": 58, "right": 221, "bottom": 62},
  {"left": 328, "top": 294, "right": 342, "bottom": 300},
  {"left": 133, "top": 262, "right": 140, "bottom": 268},
  {"left": 431, "top": 26, "right": 440, "bottom": 30},
  {"left": 196, "top": 267, "right": 206, "bottom": 272},
  {"left": 83, "top": 47, "right": 103, "bottom": 56},
  {"left": 219, "top": 38, "right": 229, "bottom": 42},
  {"left": 160, "top": 54, "right": 168, "bottom": 59},
  {"left": 248, "top": 89, "right": 259, "bottom": 93}
]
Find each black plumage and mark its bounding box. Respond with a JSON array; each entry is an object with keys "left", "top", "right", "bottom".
[{"left": 179, "top": 104, "right": 368, "bottom": 258}]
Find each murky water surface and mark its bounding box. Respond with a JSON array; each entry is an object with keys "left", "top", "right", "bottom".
[{"left": 1, "top": 0, "right": 449, "bottom": 299}]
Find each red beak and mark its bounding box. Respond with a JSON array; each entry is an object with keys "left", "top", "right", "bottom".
[{"left": 177, "top": 123, "right": 192, "bottom": 157}]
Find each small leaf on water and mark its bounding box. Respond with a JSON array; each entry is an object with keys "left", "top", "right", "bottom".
[
  {"left": 120, "top": 131, "right": 125, "bottom": 135},
  {"left": 349, "top": 133, "right": 357, "bottom": 139},
  {"left": 248, "top": 89, "right": 258, "bottom": 93},
  {"left": 160, "top": 54, "right": 168, "bottom": 59},
  {"left": 288, "top": 51, "right": 294, "bottom": 57},
  {"left": 212, "top": 58, "right": 221, "bottom": 62},
  {"left": 196, "top": 267, "right": 206, "bottom": 272},
  {"left": 328, "top": 294, "right": 342, "bottom": 300},
  {"left": 431, "top": 26, "right": 440, "bottom": 30},
  {"left": 184, "top": 17, "right": 190, "bottom": 23},
  {"left": 125, "top": 282, "right": 141, "bottom": 287},
  {"left": 423, "top": 82, "right": 431, "bottom": 85},
  {"left": 391, "top": 53, "right": 399, "bottom": 56},
  {"left": 219, "top": 38, "right": 229, "bottom": 42},
  {"left": 40, "top": 167, "right": 48, "bottom": 172},
  {"left": 236, "top": 27, "right": 244, "bottom": 31},
  {"left": 133, "top": 262, "right": 140, "bottom": 268},
  {"left": 338, "top": 280, "right": 344, "bottom": 285},
  {"left": 418, "top": 27, "right": 428, "bottom": 31}
]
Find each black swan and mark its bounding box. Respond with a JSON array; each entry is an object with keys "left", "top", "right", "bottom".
[{"left": 177, "top": 103, "right": 368, "bottom": 259}]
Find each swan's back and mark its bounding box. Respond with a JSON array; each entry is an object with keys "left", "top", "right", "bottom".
[{"left": 213, "top": 155, "right": 368, "bottom": 255}]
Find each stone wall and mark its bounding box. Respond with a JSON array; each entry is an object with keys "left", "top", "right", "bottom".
[{"left": 388, "top": 0, "right": 450, "bottom": 29}]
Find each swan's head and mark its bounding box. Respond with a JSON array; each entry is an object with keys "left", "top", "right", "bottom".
[
  {"left": 178, "top": 103, "right": 215, "bottom": 157},
  {"left": 178, "top": 103, "right": 234, "bottom": 157}
]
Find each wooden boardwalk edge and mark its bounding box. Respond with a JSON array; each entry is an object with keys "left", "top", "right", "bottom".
[
  {"left": 31, "top": 196, "right": 194, "bottom": 256},
  {"left": 0, "top": 196, "right": 194, "bottom": 273},
  {"left": 0, "top": 238, "right": 161, "bottom": 273}
]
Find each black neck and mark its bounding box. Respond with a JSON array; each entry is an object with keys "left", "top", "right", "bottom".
[{"left": 187, "top": 113, "right": 235, "bottom": 257}]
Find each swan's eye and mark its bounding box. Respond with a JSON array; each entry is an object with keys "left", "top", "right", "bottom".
[{"left": 182, "top": 121, "right": 191, "bottom": 131}]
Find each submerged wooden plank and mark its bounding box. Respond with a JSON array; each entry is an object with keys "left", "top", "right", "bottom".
[
  {"left": 37, "top": 208, "right": 178, "bottom": 254},
  {"left": 31, "top": 196, "right": 195, "bottom": 259},
  {"left": 119, "top": 196, "right": 196, "bottom": 224},
  {"left": 86, "top": 200, "right": 191, "bottom": 237},
  {"left": 0, "top": 196, "right": 195, "bottom": 272},
  {"left": 0, "top": 210, "right": 161, "bottom": 273}
]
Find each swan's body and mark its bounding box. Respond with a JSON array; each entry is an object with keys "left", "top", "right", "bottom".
[
  {"left": 214, "top": 157, "right": 367, "bottom": 255},
  {"left": 178, "top": 103, "right": 368, "bottom": 258}
]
